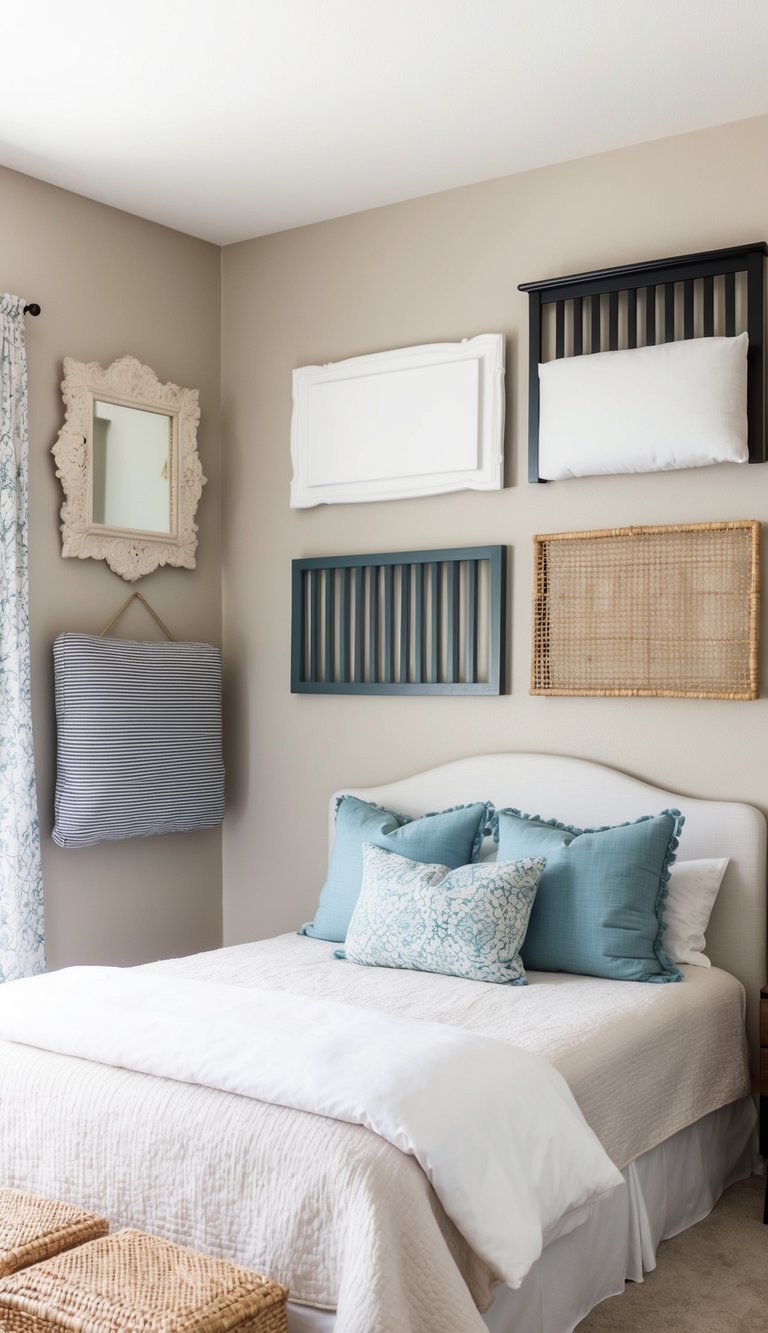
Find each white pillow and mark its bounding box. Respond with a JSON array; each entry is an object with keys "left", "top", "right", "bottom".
[
  {"left": 538, "top": 333, "right": 748, "bottom": 480},
  {"left": 661, "top": 857, "right": 729, "bottom": 967}
]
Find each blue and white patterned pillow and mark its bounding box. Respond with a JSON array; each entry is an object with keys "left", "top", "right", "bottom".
[{"left": 342, "top": 843, "right": 546, "bottom": 985}]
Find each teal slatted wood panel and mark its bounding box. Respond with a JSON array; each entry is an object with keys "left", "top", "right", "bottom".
[{"left": 291, "top": 546, "right": 506, "bottom": 695}]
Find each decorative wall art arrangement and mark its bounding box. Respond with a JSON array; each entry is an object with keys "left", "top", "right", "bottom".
[
  {"left": 291, "top": 547, "right": 506, "bottom": 695},
  {"left": 290, "top": 334, "right": 505, "bottom": 507},
  {"left": 289, "top": 243, "right": 766, "bottom": 707},
  {"left": 531, "top": 520, "right": 760, "bottom": 701},
  {"left": 519, "top": 242, "right": 767, "bottom": 482}
]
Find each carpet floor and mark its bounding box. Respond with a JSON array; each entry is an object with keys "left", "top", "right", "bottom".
[{"left": 577, "top": 1175, "right": 767, "bottom": 1332}]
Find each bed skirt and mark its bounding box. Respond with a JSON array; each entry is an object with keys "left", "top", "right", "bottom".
[{"left": 286, "top": 1096, "right": 757, "bottom": 1333}]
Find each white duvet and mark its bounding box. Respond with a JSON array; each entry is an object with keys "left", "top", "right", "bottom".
[{"left": 0, "top": 965, "right": 621, "bottom": 1292}]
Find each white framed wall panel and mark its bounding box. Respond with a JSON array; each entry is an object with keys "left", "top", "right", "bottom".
[{"left": 290, "top": 333, "right": 505, "bottom": 506}]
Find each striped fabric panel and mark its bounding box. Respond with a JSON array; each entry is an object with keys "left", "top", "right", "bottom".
[{"left": 53, "top": 634, "right": 225, "bottom": 848}]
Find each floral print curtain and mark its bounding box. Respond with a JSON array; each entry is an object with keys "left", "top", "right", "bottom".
[{"left": 0, "top": 295, "right": 44, "bottom": 981}]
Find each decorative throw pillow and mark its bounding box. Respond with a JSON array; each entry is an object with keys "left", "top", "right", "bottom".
[
  {"left": 494, "top": 808, "right": 684, "bottom": 983},
  {"left": 661, "top": 857, "right": 728, "bottom": 967},
  {"left": 342, "top": 843, "right": 546, "bottom": 984},
  {"left": 53, "top": 634, "right": 224, "bottom": 848},
  {"left": 538, "top": 333, "right": 748, "bottom": 479},
  {"left": 301, "top": 796, "right": 489, "bottom": 942}
]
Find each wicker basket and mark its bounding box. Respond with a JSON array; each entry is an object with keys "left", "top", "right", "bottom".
[
  {"left": 0, "top": 1189, "right": 108, "bottom": 1279},
  {"left": 0, "top": 1229, "right": 288, "bottom": 1332}
]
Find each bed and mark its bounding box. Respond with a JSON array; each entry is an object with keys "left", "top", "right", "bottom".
[{"left": 0, "top": 753, "right": 764, "bottom": 1333}]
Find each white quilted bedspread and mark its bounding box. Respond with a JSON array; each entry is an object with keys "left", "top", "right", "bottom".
[{"left": 0, "top": 935, "right": 750, "bottom": 1333}]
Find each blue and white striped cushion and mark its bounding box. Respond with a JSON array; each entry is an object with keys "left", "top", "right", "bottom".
[{"left": 53, "top": 633, "right": 225, "bottom": 848}]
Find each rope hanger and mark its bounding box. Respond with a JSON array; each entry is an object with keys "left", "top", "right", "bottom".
[{"left": 99, "top": 591, "right": 176, "bottom": 642}]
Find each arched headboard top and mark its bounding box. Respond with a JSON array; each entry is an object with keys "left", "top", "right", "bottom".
[{"left": 331, "top": 753, "right": 767, "bottom": 1069}]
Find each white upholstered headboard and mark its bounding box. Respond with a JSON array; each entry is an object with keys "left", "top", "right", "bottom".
[{"left": 331, "top": 753, "right": 767, "bottom": 1072}]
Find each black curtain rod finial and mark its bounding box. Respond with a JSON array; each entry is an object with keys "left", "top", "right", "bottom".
[{"left": 23, "top": 303, "right": 41, "bottom": 317}]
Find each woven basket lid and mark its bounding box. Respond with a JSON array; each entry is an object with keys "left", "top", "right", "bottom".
[
  {"left": 0, "top": 1229, "right": 288, "bottom": 1332},
  {"left": 0, "top": 1189, "right": 109, "bottom": 1278}
]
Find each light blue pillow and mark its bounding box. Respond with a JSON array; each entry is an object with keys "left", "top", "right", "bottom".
[
  {"left": 341, "top": 843, "right": 546, "bottom": 984},
  {"left": 301, "top": 796, "right": 489, "bottom": 942},
  {"left": 494, "top": 808, "right": 684, "bottom": 983}
]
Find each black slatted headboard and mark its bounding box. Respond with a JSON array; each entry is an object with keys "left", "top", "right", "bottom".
[{"left": 519, "top": 242, "right": 768, "bottom": 483}]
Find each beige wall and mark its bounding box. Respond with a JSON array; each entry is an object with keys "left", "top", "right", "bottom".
[
  {"left": 0, "top": 165, "right": 223, "bottom": 969},
  {"left": 221, "top": 113, "right": 768, "bottom": 946},
  {"left": 7, "top": 112, "right": 768, "bottom": 965}
]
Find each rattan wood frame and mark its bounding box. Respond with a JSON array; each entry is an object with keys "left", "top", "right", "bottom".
[{"left": 532, "top": 520, "right": 760, "bottom": 700}]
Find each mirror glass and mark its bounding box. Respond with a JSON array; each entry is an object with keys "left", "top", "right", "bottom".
[{"left": 91, "top": 399, "right": 172, "bottom": 534}]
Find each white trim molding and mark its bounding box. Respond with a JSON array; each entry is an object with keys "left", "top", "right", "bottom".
[{"left": 290, "top": 333, "right": 505, "bottom": 507}]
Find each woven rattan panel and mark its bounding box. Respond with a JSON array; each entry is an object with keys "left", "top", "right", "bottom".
[
  {"left": 0, "top": 1230, "right": 288, "bottom": 1333},
  {"left": 0, "top": 1190, "right": 108, "bottom": 1279},
  {"left": 532, "top": 520, "right": 760, "bottom": 699}
]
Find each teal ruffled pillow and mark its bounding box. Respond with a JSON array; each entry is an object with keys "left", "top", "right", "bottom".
[
  {"left": 494, "top": 808, "right": 684, "bottom": 983},
  {"left": 301, "top": 796, "right": 489, "bottom": 942},
  {"left": 341, "top": 843, "right": 546, "bottom": 984}
]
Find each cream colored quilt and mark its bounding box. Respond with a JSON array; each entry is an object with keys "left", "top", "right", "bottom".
[{"left": 0, "top": 935, "right": 750, "bottom": 1333}]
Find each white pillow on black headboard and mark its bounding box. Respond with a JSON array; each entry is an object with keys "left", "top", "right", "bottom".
[
  {"left": 53, "top": 633, "right": 225, "bottom": 847},
  {"left": 538, "top": 332, "right": 748, "bottom": 480}
]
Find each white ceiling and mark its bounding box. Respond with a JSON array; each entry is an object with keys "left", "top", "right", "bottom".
[{"left": 3, "top": 1, "right": 768, "bottom": 245}]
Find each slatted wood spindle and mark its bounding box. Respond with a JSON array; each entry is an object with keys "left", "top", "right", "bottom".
[
  {"left": 683, "top": 279, "right": 694, "bottom": 338},
  {"left": 399, "top": 564, "right": 410, "bottom": 684},
  {"left": 430, "top": 562, "right": 441, "bottom": 684},
  {"left": 414, "top": 563, "right": 424, "bottom": 684},
  {"left": 383, "top": 565, "right": 394, "bottom": 684},
  {"left": 645, "top": 284, "right": 656, "bottom": 345},
  {"left": 627, "top": 288, "right": 638, "bottom": 348},
  {"left": 323, "top": 568, "right": 334, "bottom": 683},
  {"left": 724, "top": 271, "right": 736, "bottom": 336},
  {"left": 703, "top": 275, "right": 715, "bottom": 335},
  {"left": 339, "top": 568, "right": 350, "bottom": 683},
  {"left": 590, "top": 294, "right": 601, "bottom": 352},
  {"left": 664, "top": 282, "right": 675, "bottom": 342},
  {"left": 368, "top": 566, "right": 379, "bottom": 684},
  {"left": 573, "top": 297, "right": 583, "bottom": 355},
  {"left": 608, "top": 291, "right": 619, "bottom": 350},
  {"left": 353, "top": 567, "right": 363, "bottom": 684},
  {"left": 466, "top": 559, "right": 478, "bottom": 684},
  {"left": 555, "top": 302, "right": 565, "bottom": 358},
  {"left": 309, "top": 570, "right": 319, "bottom": 683},
  {"left": 447, "top": 560, "right": 460, "bottom": 683}
]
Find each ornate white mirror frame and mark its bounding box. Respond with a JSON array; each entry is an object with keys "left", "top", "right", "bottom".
[{"left": 52, "top": 355, "right": 205, "bottom": 581}]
